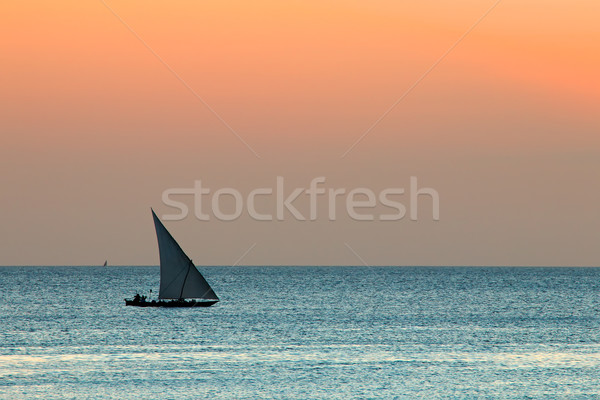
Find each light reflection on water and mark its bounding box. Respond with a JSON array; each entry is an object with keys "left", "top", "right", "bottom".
[
  {"left": 1, "top": 266, "right": 599, "bottom": 399},
  {"left": 3, "top": 346, "right": 599, "bottom": 369}
]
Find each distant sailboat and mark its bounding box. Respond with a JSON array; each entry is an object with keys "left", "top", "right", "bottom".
[
  {"left": 125, "top": 209, "right": 219, "bottom": 307},
  {"left": 103, "top": 260, "right": 107, "bottom": 267}
]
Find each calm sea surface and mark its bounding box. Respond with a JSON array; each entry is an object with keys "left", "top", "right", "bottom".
[{"left": 0, "top": 266, "right": 599, "bottom": 399}]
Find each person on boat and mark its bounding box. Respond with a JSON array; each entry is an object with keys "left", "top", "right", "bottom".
[{"left": 133, "top": 293, "right": 141, "bottom": 302}]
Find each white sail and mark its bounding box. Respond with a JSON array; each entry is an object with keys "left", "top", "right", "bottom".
[{"left": 152, "top": 210, "right": 218, "bottom": 301}]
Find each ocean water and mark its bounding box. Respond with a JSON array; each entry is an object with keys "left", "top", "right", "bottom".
[{"left": 0, "top": 266, "right": 599, "bottom": 399}]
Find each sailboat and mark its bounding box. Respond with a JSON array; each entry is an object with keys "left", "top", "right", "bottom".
[
  {"left": 125, "top": 209, "right": 219, "bottom": 307},
  {"left": 103, "top": 260, "right": 107, "bottom": 267}
]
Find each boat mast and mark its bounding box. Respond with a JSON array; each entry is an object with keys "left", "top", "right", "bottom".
[{"left": 179, "top": 260, "right": 193, "bottom": 299}]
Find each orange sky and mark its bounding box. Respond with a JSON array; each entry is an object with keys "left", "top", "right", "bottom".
[{"left": 1, "top": 1, "right": 599, "bottom": 265}]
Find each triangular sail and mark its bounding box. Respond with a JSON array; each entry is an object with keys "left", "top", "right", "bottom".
[{"left": 151, "top": 210, "right": 218, "bottom": 301}]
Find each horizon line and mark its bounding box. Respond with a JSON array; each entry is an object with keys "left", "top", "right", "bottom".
[{"left": 1, "top": 264, "right": 599, "bottom": 268}]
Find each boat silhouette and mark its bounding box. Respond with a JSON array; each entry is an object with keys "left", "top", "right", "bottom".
[{"left": 125, "top": 209, "right": 219, "bottom": 307}]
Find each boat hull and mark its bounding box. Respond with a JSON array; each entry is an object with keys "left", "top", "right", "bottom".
[{"left": 125, "top": 299, "right": 218, "bottom": 307}]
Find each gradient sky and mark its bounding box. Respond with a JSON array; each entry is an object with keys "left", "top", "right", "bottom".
[{"left": 1, "top": 0, "right": 598, "bottom": 266}]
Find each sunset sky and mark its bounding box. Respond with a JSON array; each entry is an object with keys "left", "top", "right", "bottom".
[{"left": 1, "top": 0, "right": 598, "bottom": 266}]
